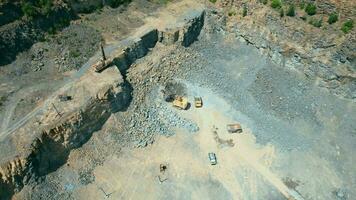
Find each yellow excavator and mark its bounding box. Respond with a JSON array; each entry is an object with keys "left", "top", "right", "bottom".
[{"left": 172, "top": 96, "right": 188, "bottom": 110}]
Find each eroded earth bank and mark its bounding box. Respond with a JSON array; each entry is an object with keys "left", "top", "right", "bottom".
[{"left": 0, "top": 0, "right": 355, "bottom": 199}]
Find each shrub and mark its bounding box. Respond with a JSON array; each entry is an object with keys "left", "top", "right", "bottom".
[
  {"left": 286, "top": 5, "right": 295, "bottom": 17},
  {"left": 328, "top": 13, "right": 338, "bottom": 24},
  {"left": 305, "top": 3, "right": 317, "bottom": 15},
  {"left": 341, "top": 19, "right": 354, "bottom": 33},
  {"left": 280, "top": 8, "right": 284, "bottom": 17},
  {"left": 271, "top": 0, "right": 282, "bottom": 9},
  {"left": 209, "top": 0, "right": 217, "bottom": 3},
  {"left": 309, "top": 17, "right": 322, "bottom": 28},
  {"left": 300, "top": 15, "right": 307, "bottom": 21},
  {"left": 242, "top": 6, "right": 247, "bottom": 17}
]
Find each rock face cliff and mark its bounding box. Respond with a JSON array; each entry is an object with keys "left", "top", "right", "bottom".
[
  {"left": 0, "top": 7, "right": 205, "bottom": 199},
  {"left": 0, "top": 66, "right": 126, "bottom": 199},
  {"left": 216, "top": 0, "right": 355, "bottom": 99}
]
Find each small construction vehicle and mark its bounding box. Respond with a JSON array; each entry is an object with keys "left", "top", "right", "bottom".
[
  {"left": 172, "top": 96, "right": 188, "bottom": 110},
  {"left": 194, "top": 97, "right": 202, "bottom": 108},
  {"left": 227, "top": 123, "right": 242, "bottom": 133},
  {"left": 93, "top": 43, "right": 114, "bottom": 72},
  {"left": 208, "top": 152, "right": 217, "bottom": 165},
  {"left": 58, "top": 94, "right": 72, "bottom": 102}
]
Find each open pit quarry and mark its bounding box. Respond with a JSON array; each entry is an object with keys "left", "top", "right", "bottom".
[{"left": 0, "top": 0, "right": 355, "bottom": 199}]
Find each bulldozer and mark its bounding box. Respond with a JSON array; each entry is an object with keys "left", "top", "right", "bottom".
[{"left": 172, "top": 96, "right": 188, "bottom": 110}]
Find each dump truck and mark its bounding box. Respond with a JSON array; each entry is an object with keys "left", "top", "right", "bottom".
[
  {"left": 227, "top": 123, "right": 242, "bottom": 133},
  {"left": 172, "top": 96, "right": 188, "bottom": 110},
  {"left": 194, "top": 97, "right": 202, "bottom": 108}
]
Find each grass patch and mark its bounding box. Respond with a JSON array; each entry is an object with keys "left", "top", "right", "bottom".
[
  {"left": 328, "top": 13, "right": 338, "bottom": 24},
  {"left": 305, "top": 3, "right": 317, "bottom": 16},
  {"left": 341, "top": 19, "right": 354, "bottom": 33}
]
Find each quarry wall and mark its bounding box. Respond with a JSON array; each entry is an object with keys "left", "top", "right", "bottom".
[{"left": 0, "top": 9, "right": 205, "bottom": 199}]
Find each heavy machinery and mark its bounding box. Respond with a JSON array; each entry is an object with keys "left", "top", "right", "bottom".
[
  {"left": 194, "top": 97, "right": 202, "bottom": 108},
  {"left": 227, "top": 123, "right": 242, "bottom": 133},
  {"left": 208, "top": 152, "right": 217, "bottom": 165},
  {"left": 93, "top": 43, "right": 114, "bottom": 72},
  {"left": 172, "top": 96, "right": 188, "bottom": 110},
  {"left": 58, "top": 94, "right": 72, "bottom": 101}
]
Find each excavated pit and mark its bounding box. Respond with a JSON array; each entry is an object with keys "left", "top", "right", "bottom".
[{"left": 1, "top": 2, "right": 355, "bottom": 199}]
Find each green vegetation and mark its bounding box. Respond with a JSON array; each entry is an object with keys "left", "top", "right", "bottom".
[
  {"left": 299, "top": 1, "right": 305, "bottom": 9},
  {"left": 309, "top": 17, "right": 322, "bottom": 28},
  {"left": 228, "top": 10, "right": 236, "bottom": 16},
  {"left": 0, "top": 95, "right": 7, "bottom": 108},
  {"left": 108, "top": 0, "right": 131, "bottom": 7},
  {"left": 242, "top": 6, "right": 247, "bottom": 17},
  {"left": 341, "top": 19, "right": 354, "bottom": 33},
  {"left": 259, "top": 0, "right": 267, "bottom": 5},
  {"left": 209, "top": 0, "right": 217, "bottom": 4},
  {"left": 21, "top": 0, "right": 54, "bottom": 18},
  {"left": 305, "top": 3, "right": 317, "bottom": 15},
  {"left": 327, "top": 13, "right": 338, "bottom": 24},
  {"left": 271, "top": 0, "right": 282, "bottom": 9},
  {"left": 21, "top": 2, "right": 37, "bottom": 18},
  {"left": 150, "top": 0, "right": 170, "bottom": 5},
  {"left": 286, "top": 4, "right": 295, "bottom": 17},
  {"left": 279, "top": 8, "right": 284, "bottom": 17},
  {"left": 70, "top": 49, "right": 81, "bottom": 58}
]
